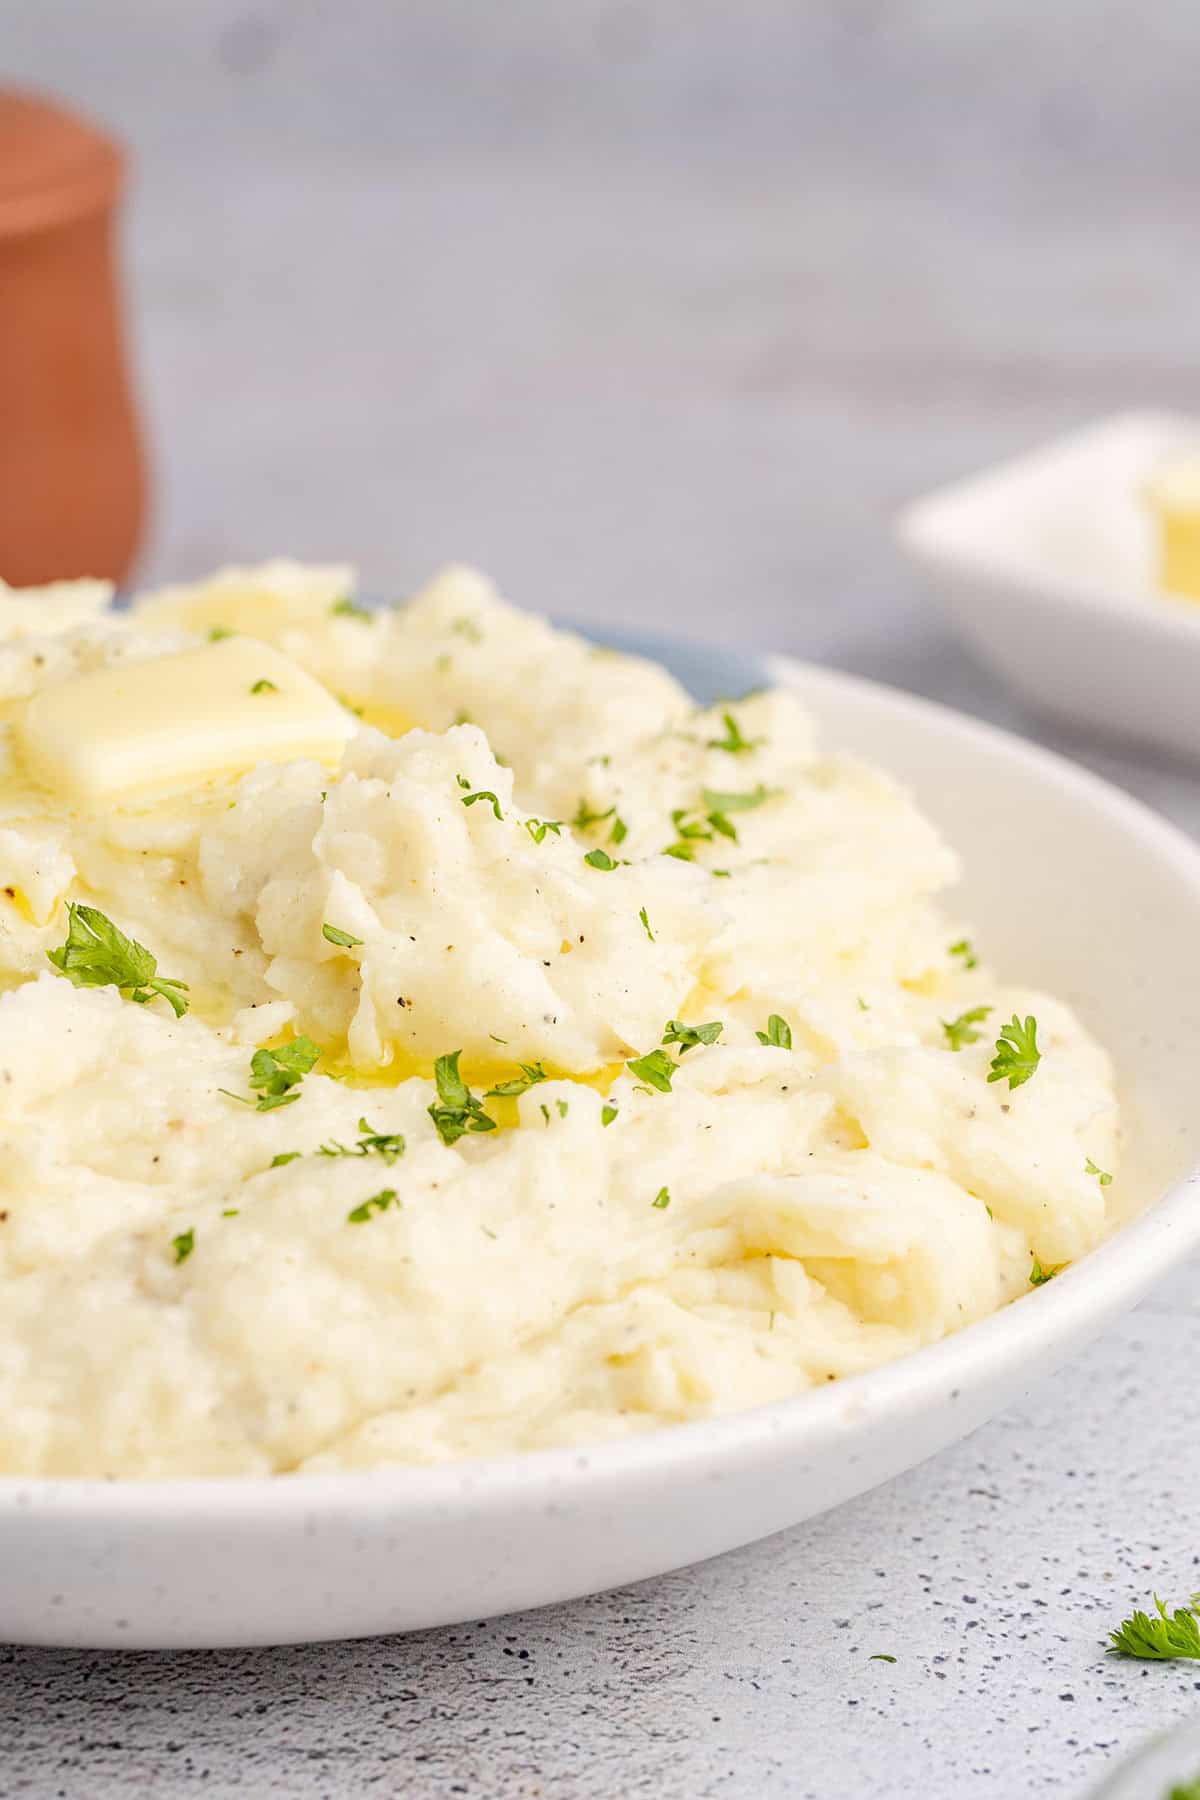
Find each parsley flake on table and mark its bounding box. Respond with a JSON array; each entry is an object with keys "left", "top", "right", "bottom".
[
  {"left": 626, "top": 1048, "right": 676, "bottom": 1093},
  {"left": 942, "top": 1005, "right": 992, "bottom": 1051},
  {"left": 868, "top": 1654, "right": 897, "bottom": 1664},
  {"left": 661, "top": 1019, "right": 723, "bottom": 1055},
  {"left": 221, "top": 1036, "right": 322, "bottom": 1112},
  {"left": 172, "top": 1228, "right": 195, "bottom": 1265},
  {"left": 456, "top": 775, "right": 503, "bottom": 820},
  {"left": 428, "top": 1050, "right": 497, "bottom": 1144},
  {"left": 707, "top": 711, "right": 762, "bottom": 755},
  {"left": 346, "top": 1187, "right": 400, "bottom": 1225},
  {"left": 47, "top": 902, "right": 190, "bottom": 1018},
  {"left": 988, "top": 1014, "right": 1041, "bottom": 1089},
  {"left": 1085, "top": 1156, "right": 1113, "bottom": 1185},
  {"left": 485, "top": 1062, "right": 548, "bottom": 1098},
  {"left": 322, "top": 922, "right": 363, "bottom": 949},
  {"left": 756, "top": 1014, "right": 792, "bottom": 1049},
  {"left": 1108, "top": 1594, "right": 1200, "bottom": 1660}
]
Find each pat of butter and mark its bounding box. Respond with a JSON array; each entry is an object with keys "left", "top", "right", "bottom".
[
  {"left": 15, "top": 638, "right": 355, "bottom": 806},
  {"left": 1145, "top": 453, "right": 1200, "bottom": 603}
]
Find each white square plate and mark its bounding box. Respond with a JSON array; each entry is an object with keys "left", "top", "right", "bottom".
[{"left": 898, "top": 412, "right": 1200, "bottom": 759}]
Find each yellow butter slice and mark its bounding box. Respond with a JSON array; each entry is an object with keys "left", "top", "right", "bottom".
[
  {"left": 15, "top": 637, "right": 355, "bottom": 807},
  {"left": 1145, "top": 453, "right": 1200, "bottom": 603}
]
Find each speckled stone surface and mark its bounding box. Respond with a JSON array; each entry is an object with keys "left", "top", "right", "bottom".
[{"left": 4, "top": 5, "right": 1200, "bottom": 1795}]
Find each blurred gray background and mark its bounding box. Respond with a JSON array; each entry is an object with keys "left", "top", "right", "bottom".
[{"left": 9, "top": 0, "right": 1200, "bottom": 686}]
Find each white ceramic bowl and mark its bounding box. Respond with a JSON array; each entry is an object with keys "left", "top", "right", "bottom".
[
  {"left": 3, "top": 640, "right": 1200, "bottom": 1650},
  {"left": 897, "top": 411, "right": 1200, "bottom": 760},
  {"left": 1088, "top": 1713, "right": 1200, "bottom": 1798}
]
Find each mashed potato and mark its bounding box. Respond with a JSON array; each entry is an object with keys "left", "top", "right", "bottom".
[{"left": 0, "top": 565, "right": 1119, "bottom": 1477}]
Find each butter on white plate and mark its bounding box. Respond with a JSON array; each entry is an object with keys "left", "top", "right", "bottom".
[
  {"left": 15, "top": 636, "right": 355, "bottom": 807},
  {"left": 897, "top": 410, "right": 1200, "bottom": 761}
]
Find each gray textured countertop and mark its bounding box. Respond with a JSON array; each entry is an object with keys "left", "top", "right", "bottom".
[{"left": 5, "top": 4, "right": 1200, "bottom": 1794}]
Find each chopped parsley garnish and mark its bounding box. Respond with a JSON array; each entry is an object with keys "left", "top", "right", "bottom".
[
  {"left": 1108, "top": 1594, "right": 1200, "bottom": 1660},
  {"left": 172, "top": 1228, "right": 195, "bottom": 1265},
  {"left": 222, "top": 1208, "right": 239, "bottom": 1218},
  {"left": 222, "top": 1036, "right": 322, "bottom": 1112},
  {"left": 270, "top": 1151, "right": 302, "bottom": 1168},
  {"left": 428, "top": 1050, "right": 497, "bottom": 1144},
  {"left": 626, "top": 1049, "right": 676, "bottom": 1093},
  {"left": 322, "top": 922, "right": 363, "bottom": 949},
  {"left": 651, "top": 1186, "right": 671, "bottom": 1210},
  {"left": 330, "top": 596, "right": 373, "bottom": 621},
  {"left": 346, "top": 1187, "right": 400, "bottom": 1225},
  {"left": 451, "top": 615, "right": 482, "bottom": 643},
  {"left": 609, "top": 814, "right": 629, "bottom": 846},
  {"left": 524, "top": 817, "right": 564, "bottom": 845},
  {"left": 664, "top": 785, "right": 771, "bottom": 857},
  {"left": 318, "top": 1117, "right": 406, "bottom": 1165},
  {"left": 700, "top": 783, "right": 771, "bottom": 815},
  {"left": 456, "top": 776, "right": 503, "bottom": 820},
  {"left": 662, "top": 1019, "right": 723, "bottom": 1054},
  {"left": 48, "top": 903, "right": 190, "bottom": 1017},
  {"left": 207, "top": 624, "right": 234, "bottom": 641},
  {"left": 485, "top": 1061, "right": 548, "bottom": 1098},
  {"left": 756, "top": 1014, "right": 792, "bottom": 1049},
  {"left": 1029, "top": 1254, "right": 1064, "bottom": 1287},
  {"left": 1085, "top": 1156, "right": 1113, "bottom": 1186},
  {"left": 942, "top": 1005, "right": 992, "bottom": 1051},
  {"left": 988, "top": 1014, "right": 1041, "bottom": 1089},
  {"left": 572, "top": 800, "right": 615, "bottom": 832},
  {"left": 250, "top": 678, "right": 278, "bottom": 694},
  {"left": 601, "top": 1102, "right": 619, "bottom": 1127},
  {"left": 707, "top": 712, "right": 762, "bottom": 755},
  {"left": 539, "top": 1103, "right": 551, "bottom": 1125},
  {"left": 868, "top": 1654, "right": 897, "bottom": 1665},
  {"left": 556, "top": 1099, "right": 568, "bottom": 1119},
  {"left": 949, "top": 938, "right": 979, "bottom": 971},
  {"left": 639, "top": 906, "right": 655, "bottom": 942},
  {"left": 584, "top": 848, "right": 617, "bottom": 871}
]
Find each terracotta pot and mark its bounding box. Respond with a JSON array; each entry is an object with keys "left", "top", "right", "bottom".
[{"left": 0, "top": 90, "right": 147, "bottom": 587}]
